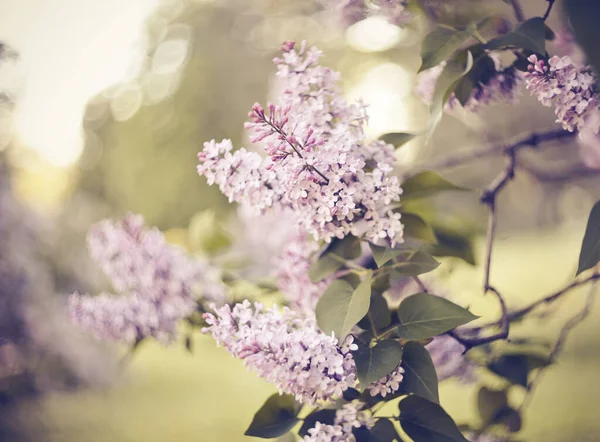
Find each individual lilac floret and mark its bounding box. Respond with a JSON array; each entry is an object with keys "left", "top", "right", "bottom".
[
  {"left": 416, "top": 59, "right": 522, "bottom": 112},
  {"left": 302, "top": 401, "right": 375, "bottom": 442},
  {"left": 367, "top": 365, "right": 405, "bottom": 397},
  {"left": 198, "top": 42, "right": 403, "bottom": 245},
  {"left": 319, "top": 0, "right": 411, "bottom": 28},
  {"left": 68, "top": 214, "right": 226, "bottom": 344},
  {"left": 203, "top": 301, "right": 358, "bottom": 405},
  {"left": 524, "top": 54, "right": 598, "bottom": 132}
]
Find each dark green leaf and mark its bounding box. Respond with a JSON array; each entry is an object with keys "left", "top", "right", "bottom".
[
  {"left": 380, "top": 132, "right": 417, "bottom": 149},
  {"left": 485, "top": 17, "right": 547, "bottom": 54},
  {"left": 576, "top": 200, "right": 600, "bottom": 275},
  {"left": 395, "top": 293, "right": 479, "bottom": 340},
  {"left": 371, "top": 418, "right": 402, "bottom": 442},
  {"left": 245, "top": 393, "right": 302, "bottom": 439},
  {"left": 369, "top": 243, "right": 412, "bottom": 268},
  {"left": 429, "top": 228, "right": 476, "bottom": 265},
  {"left": 477, "top": 387, "right": 508, "bottom": 425},
  {"left": 353, "top": 339, "right": 404, "bottom": 388},
  {"left": 402, "top": 213, "right": 437, "bottom": 244},
  {"left": 343, "top": 388, "right": 361, "bottom": 402},
  {"left": 299, "top": 409, "right": 336, "bottom": 437},
  {"left": 308, "top": 235, "right": 362, "bottom": 282},
  {"left": 185, "top": 335, "right": 193, "bottom": 353},
  {"left": 544, "top": 24, "right": 555, "bottom": 41},
  {"left": 402, "top": 171, "right": 469, "bottom": 200},
  {"left": 493, "top": 407, "right": 522, "bottom": 433},
  {"left": 565, "top": 0, "right": 600, "bottom": 75},
  {"left": 401, "top": 341, "right": 439, "bottom": 404},
  {"left": 316, "top": 276, "right": 372, "bottom": 340},
  {"left": 454, "top": 54, "right": 497, "bottom": 106},
  {"left": 358, "top": 292, "right": 392, "bottom": 332},
  {"left": 399, "top": 395, "right": 469, "bottom": 442},
  {"left": 487, "top": 354, "right": 530, "bottom": 387},
  {"left": 353, "top": 426, "right": 373, "bottom": 442},
  {"left": 428, "top": 50, "right": 473, "bottom": 137},
  {"left": 420, "top": 26, "right": 472, "bottom": 72}
]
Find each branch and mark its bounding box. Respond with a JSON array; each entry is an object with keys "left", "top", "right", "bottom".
[
  {"left": 519, "top": 281, "right": 597, "bottom": 411},
  {"left": 543, "top": 0, "right": 556, "bottom": 21},
  {"left": 507, "top": 0, "right": 526, "bottom": 22}
]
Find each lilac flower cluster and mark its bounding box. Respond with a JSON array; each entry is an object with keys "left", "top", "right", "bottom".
[
  {"left": 416, "top": 59, "right": 522, "bottom": 112},
  {"left": 68, "top": 214, "right": 225, "bottom": 345},
  {"left": 524, "top": 54, "right": 598, "bottom": 132},
  {"left": 203, "top": 301, "right": 405, "bottom": 404},
  {"left": 302, "top": 401, "right": 375, "bottom": 442},
  {"left": 319, "top": 0, "right": 411, "bottom": 28},
  {"left": 198, "top": 42, "right": 403, "bottom": 245},
  {"left": 367, "top": 365, "right": 405, "bottom": 397}
]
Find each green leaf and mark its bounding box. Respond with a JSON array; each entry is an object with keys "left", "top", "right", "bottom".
[
  {"left": 453, "top": 53, "right": 497, "bottom": 106},
  {"left": 428, "top": 50, "right": 473, "bottom": 137},
  {"left": 493, "top": 407, "right": 522, "bottom": 433},
  {"left": 399, "top": 395, "right": 469, "bottom": 442},
  {"left": 485, "top": 17, "right": 546, "bottom": 54},
  {"left": 565, "top": 0, "right": 600, "bottom": 75},
  {"left": 316, "top": 275, "right": 372, "bottom": 340},
  {"left": 299, "top": 409, "right": 336, "bottom": 437},
  {"left": 371, "top": 418, "right": 402, "bottom": 442},
  {"left": 400, "top": 341, "right": 439, "bottom": 404},
  {"left": 358, "top": 292, "right": 392, "bottom": 332},
  {"left": 308, "top": 235, "right": 362, "bottom": 282},
  {"left": 402, "top": 213, "right": 437, "bottom": 244},
  {"left": 402, "top": 171, "right": 468, "bottom": 200},
  {"left": 245, "top": 393, "right": 302, "bottom": 439},
  {"left": 487, "top": 354, "right": 530, "bottom": 387},
  {"left": 420, "top": 26, "right": 472, "bottom": 72},
  {"left": 390, "top": 250, "right": 441, "bottom": 277},
  {"left": 395, "top": 293, "right": 479, "bottom": 340},
  {"left": 369, "top": 243, "right": 412, "bottom": 268},
  {"left": 477, "top": 387, "right": 508, "bottom": 425},
  {"left": 429, "top": 227, "right": 476, "bottom": 265},
  {"left": 353, "top": 339, "right": 404, "bottom": 388},
  {"left": 577, "top": 200, "right": 600, "bottom": 275},
  {"left": 380, "top": 132, "right": 417, "bottom": 149}
]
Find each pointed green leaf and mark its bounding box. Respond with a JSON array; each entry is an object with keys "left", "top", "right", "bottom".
[
  {"left": 577, "top": 200, "right": 600, "bottom": 275},
  {"left": 371, "top": 418, "right": 402, "bottom": 442},
  {"left": 389, "top": 250, "right": 440, "bottom": 277},
  {"left": 420, "top": 26, "right": 472, "bottom": 72},
  {"left": 353, "top": 339, "right": 404, "bottom": 388},
  {"left": 399, "top": 395, "right": 469, "bottom": 442},
  {"left": 316, "top": 275, "right": 372, "bottom": 340},
  {"left": 400, "top": 341, "right": 439, "bottom": 404},
  {"left": 428, "top": 227, "right": 476, "bottom": 265},
  {"left": 369, "top": 243, "right": 412, "bottom": 268},
  {"left": 485, "top": 17, "right": 546, "bottom": 54},
  {"left": 487, "top": 354, "right": 530, "bottom": 387},
  {"left": 395, "top": 293, "right": 478, "bottom": 340},
  {"left": 477, "top": 387, "right": 508, "bottom": 425},
  {"left": 380, "top": 132, "right": 417, "bottom": 149},
  {"left": 402, "top": 171, "right": 469, "bottom": 200},
  {"left": 245, "top": 393, "right": 302, "bottom": 439},
  {"left": 402, "top": 213, "right": 437, "bottom": 244}
]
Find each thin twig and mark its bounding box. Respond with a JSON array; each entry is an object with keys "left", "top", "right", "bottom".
[
  {"left": 412, "top": 276, "right": 429, "bottom": 293},
  {"left": 543, "top": 0, "right": 556, "bottom": 21},
  {"left": 507, "top": 0, "right": 526, "bottom": 22},
  {"left": 519, "top": 281, "right": 597, "bottom": 412}
]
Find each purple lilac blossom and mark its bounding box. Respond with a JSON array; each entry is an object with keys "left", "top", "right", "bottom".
[
  {"left": 302, "top": 401, "right": 375, "bottom": 442},
  {"left": 319, "top": 0, "right": 411, "bottom": 28},
  {"left": 198, "top": 41, "right": 403, "bottom": 245},
  {"left": 68, "top": 214, "right": 226, "bottom": 345},
  {"left": 416, "top": 58, "right": 522, "bottom": 112},
  {"left": 524, "top": 54, "right": 598, "bottom": 132},
  {"left": 387, "top": 277, "right": 477, "bottom": 383},
  {"left": 203, "top": 301, "right": 404, "bottom": 404}
]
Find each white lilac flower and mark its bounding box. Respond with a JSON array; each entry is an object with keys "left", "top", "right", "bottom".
[
  {"left": 524, "top": 54, "right": 598, "bottom": 132},
  {"left": 198, "top": 41, "right": 403, "bottom": 245},
  {"left": 203, "top": 301, "right": 405, "bottom": 404},
  {"left": 68, "top": 214, "right": 226, "bottom": 344},
  {"left": 367, "top": 365, "right": 405, "bottom": 397},
  {"left": 302, "top": 401, "right": 375, "bottom": 442},
  {"left": 319, "top": 0, "right": 411, "bottom": 28}
]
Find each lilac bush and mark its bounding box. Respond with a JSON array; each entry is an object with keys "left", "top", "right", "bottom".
[{"left": 64, "top": 1, "right": 600, "bottom": 441}]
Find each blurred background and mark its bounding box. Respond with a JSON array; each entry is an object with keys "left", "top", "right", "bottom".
[{"left": 0, "top": 0, "right": 600, "bottom": 441}]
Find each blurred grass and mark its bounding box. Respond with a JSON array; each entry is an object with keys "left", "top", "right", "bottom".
[{"left": 30, "top": 219, "right": 600, "bottom": 442}]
